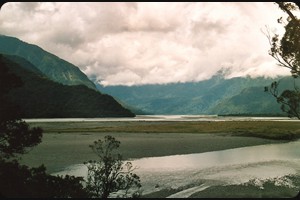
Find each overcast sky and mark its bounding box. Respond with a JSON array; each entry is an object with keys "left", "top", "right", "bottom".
[{"left": 0, "top": 2, "right": 293, "bottom": 86}]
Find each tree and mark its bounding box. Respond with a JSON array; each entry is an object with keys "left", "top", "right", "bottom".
[
  {"left": 0, "top": 55, "right": 43, "bottom": 160},
  {"left": 0, "top": 161, "right": 88, "bottom": 198},
  {"left": 0, "top": 55, "right": 88, "bottom": 197},
  {"left": 84, "top": 135, "right": 142, "bottom": 198},
  {"left": 264, "top": 2, "right": 300, "bottom": 119}
]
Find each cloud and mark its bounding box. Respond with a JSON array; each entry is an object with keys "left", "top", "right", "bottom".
[{"left": 0, "top": 2, "right": 291, "bottom": 86}]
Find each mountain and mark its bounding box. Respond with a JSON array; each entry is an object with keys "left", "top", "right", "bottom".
[
  {"left": 210, "top": 76, "right": 300, "bottom": 115},
  {"left": 0, "top": 54, "right": 135, "bottom": 118},
  {"left": 209, "top": 86, "right": 282, "bottom": 115},
  {"left": 97, "top": 71, "right": 283, "bottom": 115},
  {"left": 0, "top": 35, "right": 96, "bottom": 90}
]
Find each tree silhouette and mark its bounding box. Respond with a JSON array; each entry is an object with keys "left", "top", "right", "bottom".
[
  {"left": 0, "top": 55, "right": 88, "bottom": 197},
  {"left": 84, "top": 135, "right": 142, "bottom": 198},
  {"left": 0, "top": 161, "right": 88, "bottom": 198},
  {"left": 265, "top": 2, "right": 300, "bottom": 119},
  {"left": 0, "top": 55, "right": 42, "bottom": 160}
]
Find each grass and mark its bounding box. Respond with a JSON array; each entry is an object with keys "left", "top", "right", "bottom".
[{"left": 28, "top": 120, "right": 300, "bottom": 140}]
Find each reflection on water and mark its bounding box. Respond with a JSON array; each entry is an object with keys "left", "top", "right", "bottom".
[
  {"left": 54, "top": 140, "right": 300, "bottom": 196},
  {"left": 130, "top": 140, "right": 300, "bottom": 171}
]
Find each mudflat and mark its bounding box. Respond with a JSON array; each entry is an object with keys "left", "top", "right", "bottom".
[{"left": 20, "top": 121, "right": 296, "bottom": 173}]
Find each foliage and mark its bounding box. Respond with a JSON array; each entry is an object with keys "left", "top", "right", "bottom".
[
  {"left": 0, "top": 54, "right": 88, "bottom": 197},
  {"left": 84, "top": 135, "right": 142, "bottom": 198},
  {"left": 0, "top": 54, "right": 43, "bottom": 160},
  {"left": 0, "top": 160, "right": 88, "bottom": 198},
  {"left": 266, "top": 2, "right": 300, "bottom": 78},
  {"left": 0, "top": 119, "right": 43, "bottom": 160},
  {"left": 0, "top": 47, "right": 136, "bottom": 198},
  {"left": 265, "top": 2, "right": 300, "bottom": 119},
  {"left": 265, "top": 80, "right": 300, "bottom": 119}
]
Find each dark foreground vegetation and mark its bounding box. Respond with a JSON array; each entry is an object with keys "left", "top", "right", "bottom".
[
  {"left": 0, "top": 59, "right": 86, "bottom": 197},
  {"left": 0, "top": 60, "right": 139, "bottom": 197}
]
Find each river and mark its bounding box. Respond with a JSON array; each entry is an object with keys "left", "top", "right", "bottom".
[
  {"left": 24, "top": 114, "right": 296, "bottom": 122},
  {"left": 53, "top": 139, "right": 300, "bottom": 197}
]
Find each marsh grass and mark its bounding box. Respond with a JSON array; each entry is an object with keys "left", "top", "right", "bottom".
[{"left": 30, "top": 121, "right": 300, "bottom": 140}]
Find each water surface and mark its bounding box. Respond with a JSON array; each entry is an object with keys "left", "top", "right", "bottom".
[
  {"left": 24, "top": 115, "right": 296, "bottom": 122},
  {"left": 54, "top": 140, "right": 300, "bottom": 197}
]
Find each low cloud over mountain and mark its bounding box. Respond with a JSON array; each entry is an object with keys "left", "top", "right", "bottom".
[{"left": 0, "top": 2, "right": 290, "bottom": 86}]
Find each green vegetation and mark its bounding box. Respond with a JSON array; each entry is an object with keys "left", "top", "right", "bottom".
[
  {"left": 265, "top": 2, "right": 300, "bottom": 119},
  {"left": 1, "top": 54, "right": 135, "bottom": 118},
  {"left": 84, "top": 135, "right": 141, "bottom": 198},
  {"left": 0, "top": 162, "right": 88, "bottom": 198},
  {"left": 0, "top": 56, "right": 42, "bottom": 160},
  {"left": 0, "top": 35, "right": 96, "bottom": 90},
  {"left": 1, "top": 62, "right": 141, "bottom": 197},
  {"left": 36, "top": 120, "right": 300, "bottom": 141},
  {"left": 0, "top": 61, "right": 88, "bottom": 198}
]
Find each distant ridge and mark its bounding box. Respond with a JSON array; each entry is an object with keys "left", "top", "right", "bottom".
[
  {"left": 97, "top": 72, "right": 289, "bottom": 116},
  {"left": 210, "top": 76, "right": 300, "bottom": 115}
]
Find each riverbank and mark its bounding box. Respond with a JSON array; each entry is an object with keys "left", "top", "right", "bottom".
[{"left": 20, "top": 120, "right": 296, "bottom": 174}]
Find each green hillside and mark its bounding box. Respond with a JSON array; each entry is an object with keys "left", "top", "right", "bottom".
[
  {"left": 0, "top": 35, "right": 96, "bottom": 90},
  {"left": 209, "top": 86, "right": 283, "bottom": 115},
  {"left": 97, "top": 72, "right": 282, "bottom": 115},
  {"left": 209, "top": 77, "right": 300, "bottom": 116},
  {"left": 0, "top": 54, "right": 135, "bottom": 118}
]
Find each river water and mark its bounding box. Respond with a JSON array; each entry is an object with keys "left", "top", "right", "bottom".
[
  {"left": 54, "top": 139, "right": 300, "bottom": 197},
  {"left": 24, "top": 114, "right": 296, "bottom": 122},
  {"left": 33, "top": 115, "right": 299, "bottom": 197}
]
